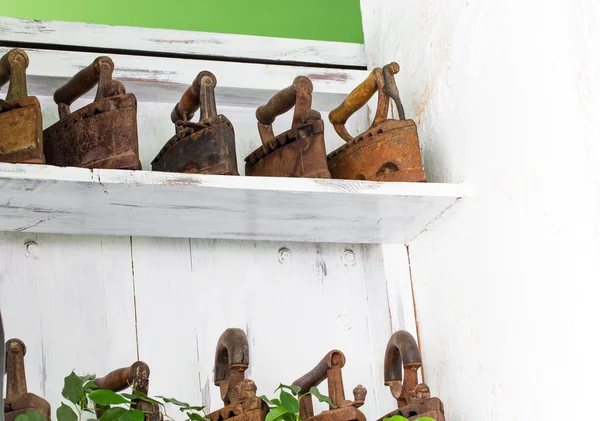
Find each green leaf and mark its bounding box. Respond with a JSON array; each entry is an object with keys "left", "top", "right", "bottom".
[
  {"left": 383, "top": 416, "right": 408, "bottom": 421},
  {"left": 117, "top": 410, "right": 145, "bottom": 421},
  {"left": 99, "top": 407, "right": 127, "bottom": 421},
  {"left": 15, "top": 412, "right": 46, "bottom": 421},
  {"left": 84, "top": 381, "right": 99, "bottom": 392},
  {"left": 259, "top": 396, "right": 282, "bottom": 407},
  {"left": 63, "top": 372, "right": 85, "bottom": 404},
  {"left": 187, "top": 413, "right": 209, "bottom": 421},
  {"left": 265, "top": 407, "right": 288, "bottom": 421},
  {"left": 157, "top": 396, "right": 191, "bottom": 408},
  {"left": 88, "top": 390, "right": 130, "bottom": 406},
  {"left": 57, "top": 403, "right": 79, "bottom": 421},
  {"left": 274, "top": 384, "right": 301, "bottom": 396},
  {"left": 79, "top": 374, "right": 96, "bottom": 383},
  {"left": 308, "top": 387, "right": 335, "bottom": 408},
  {"left": 281, "top": 413, "right": 295, "bottom": 421},
  {"left": 279, "top": 391, "right": 299, "bottom": 415},
  {"left": 122, "top": 391, "right": 161, "bottom": 409},
  {"left": 178, "top": 406, "right": 205, "bottom": 413}
]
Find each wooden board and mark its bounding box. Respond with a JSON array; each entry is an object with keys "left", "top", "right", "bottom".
[
  {"left": 0, "top": 231, "right": 138, "bottom": 409},
  {"left": 0, "top": 47, "right": 368, "bottom": 109},
  {"left": 0, "top": 17, "right": 366, "bottom": 68},
  {"left": 0, "top": 163, "right": 463, "bottom": 244},
  {"left": 131, "top": 238, "right": 397, "bottom": 418}
]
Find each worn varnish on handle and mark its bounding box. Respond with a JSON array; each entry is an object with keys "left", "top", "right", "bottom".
[
  {"left": 152, "top": 71, "right": 238, "bottom": 175},
  {"left": 43, "top": 56, "right": 141, "bottom": 170},
  {"left": 94, "top": 362, "right": 162, "bottom": 421},
  {"left": 245, "top": 76, "right": 330, "bottom": 178},
  {"left": 206, "top": 329, "right": 267, "bottom": 421},
  {"left": 376, "top": 331, "right": 446, "bottom": 421},
  {"left": 328, "top": 62, "right": 426, "bottom": 182},
  {"left": 292, "top": 350, "right": 366, "bottom": 421},
  {"left": 3, "top": 339, "right": 51, "bottom": 421},
  {"left": 0, "top": 49, "right": 44, "bottom": 164}
]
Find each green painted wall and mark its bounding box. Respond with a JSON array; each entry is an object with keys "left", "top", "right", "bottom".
[{"left": 2, "top": 0, "right": 364, "bottom": 43}]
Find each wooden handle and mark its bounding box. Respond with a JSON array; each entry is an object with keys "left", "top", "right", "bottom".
[
  {"left": 54, "top": 56, "right": 114, "bottom": 106},
  {"left": 0, "top": 49, "right": 29, "bottom": 100},
  {"left": 329, "top": 70, "right": 378, "bottom": 126},
  {"left": 171, "top": 71, "right": 217, "bottom": 123},
  {"left": 256, "top": 76, "right": 312, "bottom": 125},
  {"left": 292, "top": 350, "right": 345, "bottom": 394},
  {"left": 94, "top": 366, "right": 134, "bottom": 391}
]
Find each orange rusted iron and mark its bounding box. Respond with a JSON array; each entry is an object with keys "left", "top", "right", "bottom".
[
  {"left": 328, "top": 62, "right": 426, "bottom": 182},
  {"left": 292, "top": 350, "right": 366, "bottom": 421},
  {"left": 152, "top": 71, "right": 238, "bottom": 175},
  {"left": 44, "top": 56, "right": 141, "bottom": 170},
  {"left": 3, "top": 339, "right": 51, "bottom": 421},
  {"left": 206, "top": 328, "right": 267, "bottom": 421},
  {"left": 0, "top": 49, "right": 44, "bottom": 164},
  {"left": 377, "top": 331, "right": 445, "bottom": 421},
  {"left": 94, "top": 362, "right": 162, "bottom": 421},
  {"left": 245, "top": 76, "right": 330, "bottom": 178}
]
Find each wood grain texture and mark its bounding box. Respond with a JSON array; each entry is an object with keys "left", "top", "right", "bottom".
[
  {"left": 0, "top": 231, "right": 138, "bottom": 409},
  {"left": 0, "top": 162, "right": 462, "bottom": 243},
  {"left": 131, "top": 238, "right": 396, "bottom": 419},
  {"left": 0, "top": 17, "right": 366, "bottom": 68},
  {"left": 0, "top": 47, "right": 368, "bottom": 109}
]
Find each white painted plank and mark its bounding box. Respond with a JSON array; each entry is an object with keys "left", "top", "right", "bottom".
[
  {"left": 132, "top": 238, "right": 392, "bottom": 419},
  {"left": 0, "top": 17, "right": 366, "bottom": 68},
  {"left": 0, "top": 163, "right": 463, "bottom": 243},
  {"left": 0, "top": 47, "right": 368, "bottom": 108},
  {"left": 0, "top": 231, "right": 138, "bottom": 412}
]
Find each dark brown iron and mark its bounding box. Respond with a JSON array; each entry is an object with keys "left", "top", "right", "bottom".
[
  {"left": 245, "top": 76, "right": 330, "bottom": 178},
  {"left": 377, "top": 331, "right": 445, "bottom": 421},
  {"left": 206, "top": 328, "right": 267, "bottom": 421},
  {"left": 43, "top": 56, "right": 141, "bottom": 170},
  {"left": 0, "top": 49, "right": 44, "bottom": 164},
  {"left": 152, "top": 71, "right": 238, "bottom": 175},
  {"left": 292, "top": 350, "right": 366, "bottom": 421},
  {"left": 3, "top": 339, "right": 51, "bottom": 421},
  {"left": 94, "top": 362, "right": 162, "bottom": 421},
  {"left": 328, "top": 62, "right": 426, "bottom": 182}
]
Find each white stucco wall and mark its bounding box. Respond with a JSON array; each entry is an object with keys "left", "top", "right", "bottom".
[{"left": 361, "top": 1, "right": 600, "bottom": 420}]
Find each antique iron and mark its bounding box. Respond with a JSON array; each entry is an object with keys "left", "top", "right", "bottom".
[
  {"left": 245, "top": 76, "right": 330, "bottom": 178},
  {"left": 94, "top": 361, "right": 162, "bottom": 421},
  {"left": 44, "top": 56, "right": 141, "bottom": 170},
  {"left": 328, "top": 62, "right": 426, "bottom": 182},
  {"left": 292, "top": 350, "right": 366, "bottom": 421},
  {"left": 206, "top": 328, "right": 267, "bottom": 421},
  {"left": 152, "top": 71, "right": 238, "bottom": 175},
  {"left": 3, "top": 339, "right": 51, "bottom": 421},
  {"left": 0, "top": 49, "right": 44, "bottom": 164},
  {"left": 376, "top": 331, "right": 445, "bottom": 421}
]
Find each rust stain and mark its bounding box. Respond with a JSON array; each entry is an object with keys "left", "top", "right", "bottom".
[
  {"left": 415, "top": 76, "right": 435, "bottom": 127},
  {"left": 307, "top": 72, "right": 349, "bottom": 82}
]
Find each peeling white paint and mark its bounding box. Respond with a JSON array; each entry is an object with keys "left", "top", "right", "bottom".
[{"left": 362, "top": 0, "right": 600, "bottom": 419}]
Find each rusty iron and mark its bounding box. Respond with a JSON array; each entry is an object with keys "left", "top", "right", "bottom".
[
  {"left": 328, "top": 62, "right": 426, "bottom": 182},
  {"left": 245, "top": 76, "right": 330, "bottom": 178},
  {"left": 292, "top": 350, "right": 366, "bottom": 421},
  {"left": 94, "top": 361, "right": 162, "bottom": 421},
  {"left": 206, "top": 328, "right": 267, "bottom": 421},
  {"left": 377, "top": 331, "right": 445, "bottom": 421},
  {"left": 152, "top": 71, "right": 239, "bottom": 175},
  {"left": 3, "top": 339, "right": 51, "bottom": 421},
  {"left": 43, "top": 56, "right": 141, "bottom": 170},
  {"left": 0, "top": 49, "right": 45, "bottom": 164}
]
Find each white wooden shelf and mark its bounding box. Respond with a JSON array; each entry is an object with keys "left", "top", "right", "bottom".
[
  {"left": 0, "top": 163, "right": 462, "bottom": 244},
  {"left": 0, "top": 17, "right": 366, "bottom": 68}
]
